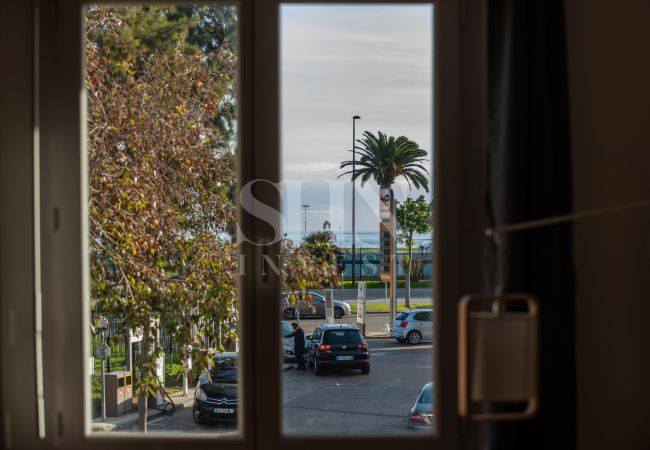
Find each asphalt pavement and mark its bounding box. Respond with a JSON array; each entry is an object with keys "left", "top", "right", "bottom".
[
  {"left": 283, "top": 337, "right": 434, "bottom": 435},
  {"left": 335, "top": 288, "right": 433, "bottom": 304},
  {"left": 297, "top": 313, "right": 398, "bottom": 338},
  {"left": 111, "top": 317, "right": 434, "bottom": 436}
]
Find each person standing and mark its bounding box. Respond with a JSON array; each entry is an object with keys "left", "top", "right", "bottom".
[{"left": 285, "top": 322, "right": 306, "bottom": 370}]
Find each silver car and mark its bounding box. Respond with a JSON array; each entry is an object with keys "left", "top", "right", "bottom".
[
  {"left": 408, "top": 382, "right": 434, "bottom": 430},
  {"left": 281, "top": 321, "right": 295, "bottom": 361},
  {"left": 390, "top": 309, "right": 433, "bottom": 344},
  {"left": 281, "top": 291, "right": 351, "bottom": 320}
]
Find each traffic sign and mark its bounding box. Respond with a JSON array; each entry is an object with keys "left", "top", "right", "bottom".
[
  {"left": 325, "top": 289, "right": 334, "bottom": 324},
  {"left": 95, "top": 343, "right": 111, "bottom": 360},
  {"left": 357, "top": 282, "right": 366, "bottom": 324}
]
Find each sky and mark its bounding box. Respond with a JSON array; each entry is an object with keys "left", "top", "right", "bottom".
[{"left": 280, "top": 4, "right": 434, "bottom": 242}]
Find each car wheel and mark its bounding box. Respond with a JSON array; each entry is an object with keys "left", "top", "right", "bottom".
[
  {"left": 314, "top": 358, "right": 323, "bottom": 375},
  {"left": 284, "top": 308, "right": 296, "bottom": 320},
  {"left": 407, "top": 330, "right": 422, "bottom": 345},
  {"left": 334, "top": 307, "right": 344, "bottom": 319},
  {"left": 361, "top": 366, "right": 370, "bottom": 374},
  {"left": 192, "top": 402, "right": 204, "bottom": 424}
]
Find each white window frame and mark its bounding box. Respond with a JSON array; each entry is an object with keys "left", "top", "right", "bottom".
[{"left": 0, "top": 0, "right": 487, "bottom": 449}]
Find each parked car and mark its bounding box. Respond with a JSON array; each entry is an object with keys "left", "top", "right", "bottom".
[
  {"left": 193, "top": 352, "right": 238, "bottom": 424},
  {"left": 408, "top": 382, "right": 434, "bottom": 430},
  {"left": 390, "top": 309, "right": 433, "bottom": 344},
  {"left": 281, "top": 291, "right": 351, "bottom": 320},
  {"left": 281, "top": 320, "right": 295, "bottom": 361},
  {"left": 305, "top": 324, "right": 369, "bottom": 375}
]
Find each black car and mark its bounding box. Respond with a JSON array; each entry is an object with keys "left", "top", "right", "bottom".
[
  {"left": 192, "top": 352, "right": 238, "bottom": 424},
  {"left": 305, "top": 324, "right": 369, "bottom": 375}
]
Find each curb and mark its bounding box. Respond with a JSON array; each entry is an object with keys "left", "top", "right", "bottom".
[{"left": 93, "top": 398, "right": 190, "bottom": 432}]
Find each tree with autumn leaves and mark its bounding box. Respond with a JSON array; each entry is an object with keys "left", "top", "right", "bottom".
[
  {"left": 86, "top": 5, "right": 339, "bottom": 431},
  {"left": 86, "top": 5, "right": 240, "bottom": 430}
]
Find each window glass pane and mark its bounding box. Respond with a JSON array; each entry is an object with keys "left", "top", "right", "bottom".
[
  {"left": 395, "top": 312, "right": 409, "bottom": 321},
  {"left": 280, "top": 3, "right": 435, "bottom": 436},
  {"left": 323, "top": 330, "right": 363, "bottom": 345},
  {"left": 84, "top": 4, "right": 240, "bottom": 435}
]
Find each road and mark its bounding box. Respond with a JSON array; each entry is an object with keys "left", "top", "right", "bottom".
[
  {"left": 143, "top": 402, "right": 237, "bottom": 435},
  {"left": 299, "top": 313, "right": 394, "bottom": 336},
  {"left": 335, "top": 288, "right": 433, "bottom": 304}
]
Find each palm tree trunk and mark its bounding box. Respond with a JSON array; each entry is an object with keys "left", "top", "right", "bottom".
[{"left": 405, "top": 231, "right": 413, "bottom": 308}]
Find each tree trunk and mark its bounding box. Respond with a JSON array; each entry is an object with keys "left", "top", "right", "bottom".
[
  {"left": 405, "top": 231, "right": 413, "bottom": 308},
  {"left": 137, "top": 319, "right": 150, "bottom": 432}
]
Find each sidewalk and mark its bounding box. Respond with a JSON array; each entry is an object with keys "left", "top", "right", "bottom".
[{"left": 91, "top": 390, "right": 194, "bottom": 432}]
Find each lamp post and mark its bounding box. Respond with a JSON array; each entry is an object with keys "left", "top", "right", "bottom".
[
  {"left": 302, "top": 204, "right": 310, "bottom": 238},
  {"left": 351, "top": 115, "right": 361, "bottom": 287}
]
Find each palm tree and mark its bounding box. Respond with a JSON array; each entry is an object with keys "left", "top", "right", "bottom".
[
  {"left": 339, "top": 131, "right": 430, "bottom": 308},
  {"left": 338, "top": 131, "right": 430, "bottom": 191}
]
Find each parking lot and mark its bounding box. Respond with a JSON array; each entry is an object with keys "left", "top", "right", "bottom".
[
  {"left": 128, "top": 316, "right": 433, "bottom": 435},
  {"left": 283, "top": 335, "right": 433, "bottom": 435}
]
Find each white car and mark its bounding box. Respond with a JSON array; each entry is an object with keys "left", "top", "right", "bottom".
[
  {"left": 390, "top": 309, "right": 433, "bottom": 344},
  {"left": 408, "top": 382, "right": 434, "bottom": 429}
]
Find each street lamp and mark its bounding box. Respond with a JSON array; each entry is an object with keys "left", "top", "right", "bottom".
[
  {"left": 351, "top": 115, "right": 361, "bottom": 287},
  {"left": 302, "top": 204, "right": 310, "bottom": 238}
]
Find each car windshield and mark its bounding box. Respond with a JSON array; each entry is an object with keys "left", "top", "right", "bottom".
[
  {"left": 395, "top": 312, "right": 409, "bottom": 321},
  {"left": 209, "top": 355, "right": 238, "bottom": 383},
  {"left": 324, "top": 329, "right": 362, "bottom": 345},
  {"left": 418, "top": 387, "right": 433, "bottom": 404},
  {"left": 282, "top": 322, "right": 293, "bottom": 335},
  {"left": 305, "top": 292, "right": 323, "bottom": 301},
  {"left": 213, "top": 356, "right": 238, "bottom": 370}
]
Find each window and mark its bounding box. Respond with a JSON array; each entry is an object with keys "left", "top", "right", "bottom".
[
  {"left": 395, "top": 312, "right": 410, "bottom": 321},
  {"left": 419, "top": 386, "right": 433, "bottom": 404},
  {"left": 323, "top": 330, "right": 363, "bottom": 345},
  {"left": 84, "top": 3, "right": 241, "bottom": 436},
  {"left": 0, "top": 0, "right": 487, "bottom": 448},
  {"left": 279, "top": 3, "right": 435, "bottom": 437},
  {"left": 312, "top": 328, "right": 322, "bottom": 341}
]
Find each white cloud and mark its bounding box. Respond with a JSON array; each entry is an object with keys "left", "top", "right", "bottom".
[
  {"left": 280, "top": 4, "right": 434, "bottom": 235},
  {"left": 282, "top": 161, "right": 341, "bottom": 180}
]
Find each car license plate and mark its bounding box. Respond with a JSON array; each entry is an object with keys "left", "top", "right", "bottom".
[
  {"left": 336, "top": 356, "right": 354, "bottom": 361},
  {"left": 213, "top": 407, "right": 234, "bottom": 414}
]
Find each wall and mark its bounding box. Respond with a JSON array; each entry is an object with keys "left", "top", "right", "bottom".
[{"left": 565, "top": 1, "right": 650, "bottom": 448}]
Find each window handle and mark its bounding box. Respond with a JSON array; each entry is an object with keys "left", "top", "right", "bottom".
[{"left": 458, "top": 294, "right": 538, "bottom": 421}]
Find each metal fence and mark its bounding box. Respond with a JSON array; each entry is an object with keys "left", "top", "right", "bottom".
[
  {"left": 340, "top": 250, "right": 432, "bottom": 280},
  {"left": 90, "top": 312, "right": 182, "bottom": 385}
]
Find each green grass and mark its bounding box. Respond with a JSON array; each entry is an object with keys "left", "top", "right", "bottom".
[
  {"left": 93, "top": 355, "right": 127, "bottom": 374},
  {"left": 341, "top": 279, "right": 431, "bottom": 289},
  {"left": 348, "top": 302, "right": 432, "bottom": 314},
  {"left": 164, "top": 363, "right": 186, "bottom": 387}
]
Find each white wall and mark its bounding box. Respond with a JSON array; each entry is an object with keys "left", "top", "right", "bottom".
[{"left": 565, "top": 1, "right": 650, "bottom": 448}]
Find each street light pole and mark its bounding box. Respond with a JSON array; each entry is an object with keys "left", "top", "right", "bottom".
[
  {"left": 352, "top": 115, "right": 361, "bottom": 287},
  {"left": 302, "top": 204, "right": 310, "bottom": 238}
]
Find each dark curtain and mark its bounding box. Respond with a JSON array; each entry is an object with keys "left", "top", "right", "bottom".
[{"left": 485, "top": 0, "right": 576, "bottom": 448}]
